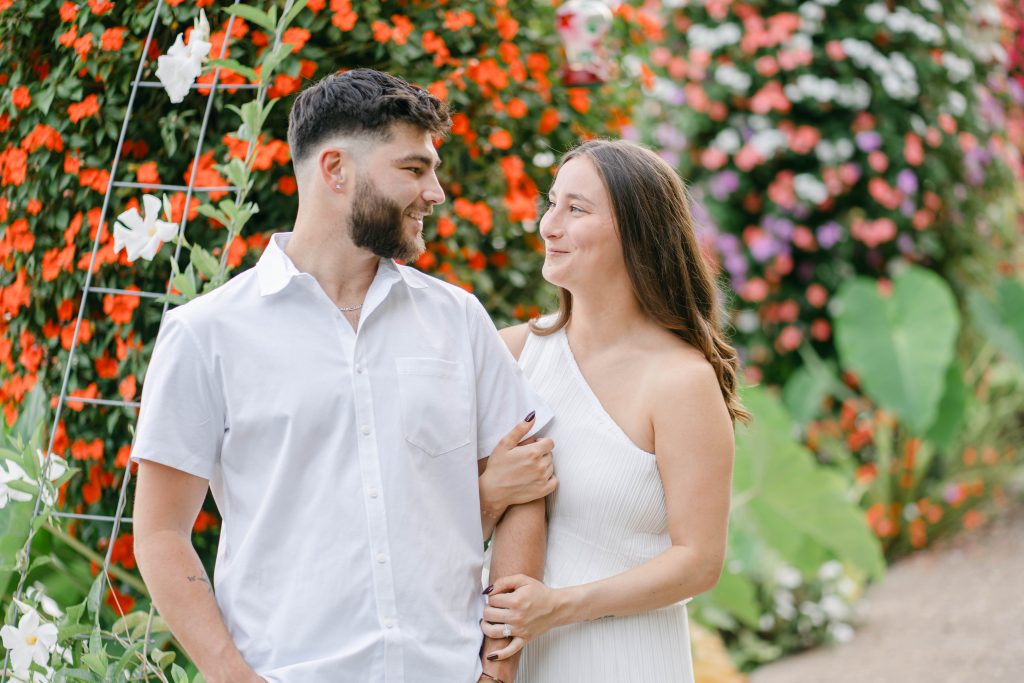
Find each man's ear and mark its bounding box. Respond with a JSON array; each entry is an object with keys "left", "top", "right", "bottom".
[{"left": 318, "top": 146, "right": 349, "bottom": 192}]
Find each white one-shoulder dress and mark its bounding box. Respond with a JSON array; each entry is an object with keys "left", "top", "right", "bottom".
[{"left": 516, "top": 325, "right": 695, "bottom": 683}]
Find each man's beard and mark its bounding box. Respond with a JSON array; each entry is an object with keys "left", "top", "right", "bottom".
[{"left": 349, "top": 177, "right": 425, "bottom": 261}]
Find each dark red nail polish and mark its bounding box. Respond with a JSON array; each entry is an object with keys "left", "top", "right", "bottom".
[
  {"left": 483, "top": 584, "right": 494, "bottom": 595},
  {"left": 525, "top": 410, "right": 536, "bottom": 422},
  {"left": 487, "top": 654, "right": 498, "bottom": 661}
]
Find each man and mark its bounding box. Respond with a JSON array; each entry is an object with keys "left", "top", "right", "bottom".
[{"left": 132, "top": 69, "right": 553, "bottom": 683}]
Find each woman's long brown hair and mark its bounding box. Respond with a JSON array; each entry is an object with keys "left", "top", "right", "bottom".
[{"left": 531, "top": 139, "right": 751, "bottom": 425}]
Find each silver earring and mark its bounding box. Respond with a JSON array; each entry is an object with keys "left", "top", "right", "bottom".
[{"left": 335, "top": 183, "right": 342, "bottom": 190}]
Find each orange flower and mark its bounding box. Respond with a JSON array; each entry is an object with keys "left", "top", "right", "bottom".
[
  {"left": 73, "top": 33, "right": 93, "bottom": 61},
  {"left": 331, "top": 0, "right": 357, "bottom": 31},
  {"left": 95, "top": 351, "right": 119, "bottom": 379},
  {"left": 66, "top": 382, "right": 98, "bottom": 411},
  {"left": 0, "top": 270, "right": 31, "bottom": 318},
  {"left": 100, "top": 27, "right": 126, "bottom": 51},
  {"left": 371, "top": 20, "right": 392, "bottom": 43},
  {"left": 20, "top": 123, "right": 64, "bottom": 153},
  {"left": 506, "top": 98, "right": 527, "bottom": 119},
  {"left": 105, "top": 586, "right": 135, "bottom": 615},
  {"left": 61, "top": 320, "right": 93, "bottom": 351},
  {"left": 282, "top": 27, "right": 310, "bottom": 52},
  {"left": 277, "top": 175, "right": 297, "bottom": 196},
  {"left": 58, "top": 25, "right": 78, "bottom": 48},
  {"left": 567, "top": 88, "right": 590, "bottom": 114},
  {"left": 437, "top": 216, "right": 456, "bottom": 238},
  {"left": 390, "top": 15, "right": 413, "bottom": 45},
  {"left": 269, "top": 73, "right": 302, "bottom": 98},
  {"left": 495, "top": 12, "right": 518, "bottom": 40},
  {"left": 88, "top": 0, "right": 114, "bottom": 15},
  {"left": 71, "top": 438, "right": 104, "bottom": 461},
  {"left": 136, "top": 161, "right": 159, "bottom": 184},
  {"left": 64, "top": 151, "right": 81, "bottom": 175},
  {"left": 68, "top": 94, "right": 100, "bottom": 124},
  {"left": 489, "top": 129, "right": 513, "bottom": 150},
  {"left": 185, "top": 151, "right": 228, "bottom": 200},
  {"left": 11, "top": 85, "right": 30, "bottom": 110},
  {"left": 962, "top": 509, "right": 984, "bottom": 530},
  {"left": 444, "top": 9, "right": 475, "bottom": 31},
  {"left": 59, "top": 1, "right": 77, "bottom": 21},
  {"left": 103, "top": 287, "right": 141, "bottom": 324},
  {"left": 307, "top": 0, "right": 325, "bottom": 11},
  {"left": 193, "top": 510, "right": 220, "bottom": 533},
  {"left": 78, "top": 167, "right": 110, "bottom": 193},
  {"left": 538, "top": 108, "right": 559, "bottom": 135},
  {"left": 119, "top": 375, "right": 137, "bottom": 402},
  {"left": 8, "top": 218, "right": 33, "bottom": 252}
]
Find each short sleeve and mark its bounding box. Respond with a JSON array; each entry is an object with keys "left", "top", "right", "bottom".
[
  {"left": 130, "top": 311, "right": 225, "bottom": 480},
  {"left": 465, "top": 297, "right": 553, "bottom": 460}
]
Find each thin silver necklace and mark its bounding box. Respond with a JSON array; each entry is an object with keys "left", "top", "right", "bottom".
[{"left": 338, "top": 303, "right": 363, "bottom": 312}]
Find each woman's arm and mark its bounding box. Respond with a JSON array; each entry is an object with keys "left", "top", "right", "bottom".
[{"left": 483, "top": 360, "right": 734, "bottom": 650}]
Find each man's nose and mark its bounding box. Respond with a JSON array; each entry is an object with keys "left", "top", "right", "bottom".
[{"left": 423, "top": 173, "right": 445, "bottom": 206}]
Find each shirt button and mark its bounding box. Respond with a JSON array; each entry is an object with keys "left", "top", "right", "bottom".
[
  {"left": 361, "top": 425, "right": 371, "bottom": 435},
  {"left": 383, "top": 619, "right": 394, "bottom": 629},
  {"left": 368, "top": 488, "right": 379, "bottom": 499},
  {"left": 376, "top": 553, "right": 387, "bottom": 564},
  {"left": 355, "top": 363, "right": 364, "bottom": 374}
]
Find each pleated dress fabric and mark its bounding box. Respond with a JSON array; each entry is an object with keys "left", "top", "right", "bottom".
[{"left": 515, "top": 325, "right": 695, "bottom": 683}]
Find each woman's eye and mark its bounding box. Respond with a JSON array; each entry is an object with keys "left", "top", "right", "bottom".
[{"left": 569, "top": 205, "right": 583, "bottom": 215}]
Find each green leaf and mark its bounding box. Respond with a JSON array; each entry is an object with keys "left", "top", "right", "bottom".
[
  {"left": 209, "top": 57, "right": 259, "bottom": 83},
  {"left": 834, "top": 267, "right": 959, "bottom": 434},
  {"left": 172, "top": 664, "right": 190, "bottom": 683},
  {"left": 924, "top": 359, "right": 967, "bottom": 450},
  {"left": 0, "top": 496, "right": 33, "bottom": 594},
  {"left": 223, "top": 4, "right": 276, "bottom": 32},
  {"left": 86, "top": 573, "right": 105, "bottom": 617},
  {"left": 283, "top": 0, "right": 311, "bottom": 28},
  {"left": 13, "top": 385, "right": 47, "bottom": 444},
  {"left": 968, "top": 278, "right": 1024, "bottom": 368},
  {"left": 731, "top": 386, "right": 886, "bottom": 580},
  {"left": 260, "top": 43, "right": 293, "bottom": 81},
  {"left": 190, "top": 245, "right": 220, "bottom": 280},
  {"left": 5, "top": 479, "right": 38, "bottom": 495},
  {"left": 151, "top": 648, "right": 176, "bottom": 668},
  {"left": 703, "top": 568, "right": 760, "bottom": 629},
  {"left": 36, "top": 86, "right": 56, "bottom": 115},
  {"left": 172, "top": 263, "right": 198, "bottom": 301}
]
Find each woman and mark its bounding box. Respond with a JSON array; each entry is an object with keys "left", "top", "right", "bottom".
[{"left": 482, "top": 140, "right": 749, "bottom": 682}]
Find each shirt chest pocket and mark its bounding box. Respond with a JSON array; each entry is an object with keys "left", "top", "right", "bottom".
[{"left": 396, "top": 357, "right": 472, "bottom": 457}]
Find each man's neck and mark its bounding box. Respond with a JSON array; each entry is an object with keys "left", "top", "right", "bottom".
[{"left": 285, "top": 223, "right": 380, "bottom": 308}]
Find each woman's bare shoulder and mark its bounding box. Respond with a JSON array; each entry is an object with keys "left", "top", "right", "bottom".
[{"left": 498, "top": 323, "right": 531, "bottom": 361}]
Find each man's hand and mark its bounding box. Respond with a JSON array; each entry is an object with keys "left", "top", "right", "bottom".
[{"left": 480, "top": 416, "right": 556, "bottom": 528}]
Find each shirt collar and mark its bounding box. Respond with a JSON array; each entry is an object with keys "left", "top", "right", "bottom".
[{"left": 256, "top": 232, "right": 427, "bottom": 297}]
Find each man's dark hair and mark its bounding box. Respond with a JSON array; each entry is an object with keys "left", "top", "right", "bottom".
[{"left": 287, "top": 68, "right": 451, "bottom": 167}]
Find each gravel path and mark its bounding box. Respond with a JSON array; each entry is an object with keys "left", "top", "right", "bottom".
[{"left": 750, "top": 507, "right": 1024, "bottom": 683}]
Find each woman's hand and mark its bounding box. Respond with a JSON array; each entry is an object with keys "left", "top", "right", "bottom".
[{"left": 481, "top": 574, "right": 568, "bottom": 660}]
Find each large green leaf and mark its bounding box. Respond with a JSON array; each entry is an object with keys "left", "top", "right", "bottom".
[
  {"left": 834, "top": 267, "right": 959, "bottom": 435},
  {"left": 924, "top": 359, "right": 967, "bottom": 450},
  {"left": 731, "top": 387, "right": 886, "bottom": 580},
  {"left": 968, "top": 277, "right": 1024, "bottom": 368}
]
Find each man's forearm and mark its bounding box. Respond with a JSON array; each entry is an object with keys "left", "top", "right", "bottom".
[
  {"left": 482, "top": 498, "right": 546, "bottom": 682},
  {"left": 135, "top": 530, "right": 260, "bottom": 683}
]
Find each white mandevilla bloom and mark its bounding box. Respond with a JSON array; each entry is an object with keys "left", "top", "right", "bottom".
[
  {"left": 0, "top": 459, "right": 34, "bottom": 509},
  {"left": 114, "top": 194, "right": 178, "bottom": 262},
  {"left": 155, "top": 13, "right": 213, "bottom": 105},
  {"left": 0, "top": 610, "right": 58, "bottom": 673},
  {"left": 34, "top": 449, "right": 67, "bottom": 507}
]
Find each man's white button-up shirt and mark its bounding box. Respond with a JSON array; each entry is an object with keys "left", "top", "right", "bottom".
[{"left": 132, "top": 233, "right": 551, "bottom": 683}]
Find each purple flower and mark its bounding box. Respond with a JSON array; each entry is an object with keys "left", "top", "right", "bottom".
[
  {"left": 816, "top": 221, "right": 843, "bottom": 249},
  {"left": 658, "top": 150, "right": 681, "bottom": 168},
  {"left": 708, "top": 170, "right": 740, "bottom": 200},
  {"left": 763, "top": 215, "right": 794, "bottom": 239},
  {"left": 656, "top": 123, "right": 687, "bottom": 150},
  {"left": 900, "top": 199, "right": 916, "bottom": 216},
  {"left": 897, "top": 234, "right": 915, "bottom": 255},
  {"left": 855, "top": 131, "right": 883, "bottom": 152},
  {"left": 896, "top": 169, "right": 918, "bottom": 194},
  {"left": 749, "top": 233, "right": 779, "bottom": 262},
  {"left": 725, "top": 254, "right": 748, "bottom": 278},
  {"left": 717, "top": 233, "right": 741, "bottom": 254}
]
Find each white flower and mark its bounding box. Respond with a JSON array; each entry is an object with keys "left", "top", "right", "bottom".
[
  {"left": 0, "top": 459, "right": 34, "bottom": 509},
  {"left": 821, "top": 594, "right": 850, "bottom": 621},
  {"left": 864, "top": 3, "right": 888, "bottom": 22},
  {"left": 817, "top": 560, "right": 844, "bottom": 582},
  {"left": 195, "top": 9, "right": 211, "bottom": 44},
  {"left": 0, "top": 610, "right": 58, "bottom": 673},
  {"left": 114, "top": 194, "right": 178, "bottom": 262},
  {"left": 774, "top": 565, "right": 803, "bottom": 589},
  {"left": 532, "top": 151, "right": 556, "bottom": 168},
  {"left": 795, "top": 174, "right": 828, "bottom": 204},
  {"left": 828, "top": 622, "right": 856, "bottom": 643},
  {"left": 26, "top": 584, "right": 63, "bottom": 620},
  {"left": 34, "top": 450, "right": 67, "bottom": 507},
  {"left": 156, "top": 30, "right": 212, "bottom": 104}
]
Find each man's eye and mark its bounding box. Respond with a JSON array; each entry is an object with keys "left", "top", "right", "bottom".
[{"left": 406, "top": 167, "right": 423, "bottom": 175}]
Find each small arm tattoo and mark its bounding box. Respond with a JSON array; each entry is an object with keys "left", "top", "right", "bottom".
[{"left": 186, "top": 575, "right": 213, "bottom": 594}]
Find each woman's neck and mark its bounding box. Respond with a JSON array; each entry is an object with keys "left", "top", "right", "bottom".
[{"left": 565, "top": 281, "right": 649, "bottom": 353}]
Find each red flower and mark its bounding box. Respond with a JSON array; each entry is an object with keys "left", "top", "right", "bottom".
[
  {"left": 11, "top": 85, "right": 30, "bottom": 110},
  {"left": 95, "top": 352, "right": 119, "bottom": 379},
  {"left": 59, "top": 1, "right": 77, "bottom": 21},
  {"left": 73, "top": 33, "right": 93, "bottom": 62},
  {"left": 101, "top": 27, "right": 126, "bottom": 52},
  {"left": 103, "top": 287, "right": 141, "bottom": 324},
  {"left": 88, "top": 0, "right": 114, "bottom": 15},
  {"left": 21, "top": 123, "right": 64, "bottom": 153},
  {"left": 283, "top": 27, "right": 310, "bottom": 52},
  {"left": 119, "top": 375, "right": 137, "bottom": 402},
  {"left": 68, "top": 94, "right": 100, "bottom": 124},
  {"left": 1, "top": 147, "right": 29, "bottom": 186},
  {"left": 136, "top": 161, "right": 159, "bottom": 185}
]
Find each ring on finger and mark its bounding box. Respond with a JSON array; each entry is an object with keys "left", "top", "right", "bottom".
[{"left": 502, "top": 623, "right": 512, "bottom": 638}]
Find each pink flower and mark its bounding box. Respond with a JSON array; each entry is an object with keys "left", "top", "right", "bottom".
[
  {"left": 904, "top": 133, "right": 924, "bottom": 166},
  {"left": 851, "top": 217, "right": 897, "bottom": 248},
  {"left": 734, "top": 145, "right": 763, "bottom": 171},
  {"left": 700, "top": 147, "right": 728, "bottom": 171},
  {"left": 826, "top": 40, "right": 846, "bottom": 60}
]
